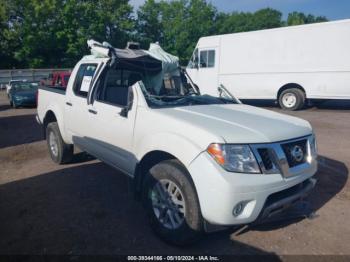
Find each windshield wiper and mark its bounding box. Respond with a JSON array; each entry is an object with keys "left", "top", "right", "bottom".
[
  {"left": 218, "top": 84, "right": 241, "bottom": 104},
  {"left": 148, "top": 94, "right": 187, "bottom": 100}
]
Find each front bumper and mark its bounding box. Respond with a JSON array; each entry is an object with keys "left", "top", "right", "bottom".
[
  {"left": 257, "top": 177, "right": 316, "bottom": 221},
  {"left": 13, "top": 98, "right": 36, "bottom": 106},
  {"left": 188, "top": 151, "right": 317, "bottom": 226}
]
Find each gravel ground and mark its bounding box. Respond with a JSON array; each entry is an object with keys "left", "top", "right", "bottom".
[{"left": 0, "top": 90, "right": 349, "bottom": 257}]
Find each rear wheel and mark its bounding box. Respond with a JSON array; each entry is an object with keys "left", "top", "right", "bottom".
[
  {"left": 143, "top": 160, "right": 203, "bottom": 246},
  {"left": 46, "top": 122, "right": 73, "bottom": 164},
  {"left": 278, "top": 88, "right": 305, "bottom": 111}
]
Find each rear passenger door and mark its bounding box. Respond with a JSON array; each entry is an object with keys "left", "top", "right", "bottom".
[
  {"left": 84, "top": 68, "right": 141, "bottom": 176},
  {"left": 65, "top": 63, "right": 99, "bottom": 147}
]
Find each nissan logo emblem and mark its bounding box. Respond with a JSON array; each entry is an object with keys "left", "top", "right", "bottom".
[{"left": 291, "top": 145, "right": 304, "bottom": 162}]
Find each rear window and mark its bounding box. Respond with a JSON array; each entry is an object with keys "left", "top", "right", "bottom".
[{"left": 73, "top": 64, "right": 97, "bottom": 97}]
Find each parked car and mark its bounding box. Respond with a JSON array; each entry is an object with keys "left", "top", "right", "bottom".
[
  {"left": 6, "top": 80, "right": 24, "bottom": 95},
  {"left": 187, "top": 19, "right": 350, "bottom": 110},
  {"left": 40, "top": 71, "right": 71, "bottom": 89},
  {"left": 36, "top": 40, "right": 317, "bottom": 245},
  {"left": 9, "top": 81, "right": 39, "bottom": 108}
]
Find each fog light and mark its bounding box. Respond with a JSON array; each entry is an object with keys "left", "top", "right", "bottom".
[{"left": 233, "top": 202, "right": 245, "bottom": 217}]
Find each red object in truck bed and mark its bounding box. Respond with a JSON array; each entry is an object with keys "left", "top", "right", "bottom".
[{"left": 40, "top": 71, "right": 71, "bottom": 89}]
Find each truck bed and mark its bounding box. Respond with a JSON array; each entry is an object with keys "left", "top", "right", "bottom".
[
  {"left": 37, "top": 85, "right": 67, "bottom": 130},
  {"left": 39, "top": 85, "right": 66, "bottom": 95}
]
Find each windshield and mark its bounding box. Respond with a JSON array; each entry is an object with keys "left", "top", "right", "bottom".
[
  {"left": 140, "top": 69, "right": 237, "bottom": 108},
  {"left": 13, "top": 82, "right": 38, "bottom": 91}
]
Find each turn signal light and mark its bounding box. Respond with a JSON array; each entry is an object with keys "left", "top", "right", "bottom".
[{"left": 207, "top": 143, "right": 225, "bottom": 165}]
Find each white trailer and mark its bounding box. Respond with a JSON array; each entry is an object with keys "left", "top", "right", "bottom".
[{"left": 186, "top": 19, "right": 350, "bottom": 110}]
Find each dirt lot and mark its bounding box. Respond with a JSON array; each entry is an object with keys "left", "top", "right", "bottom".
[{"left": 0, "top": 90, "right": 349, "bottom": 257}]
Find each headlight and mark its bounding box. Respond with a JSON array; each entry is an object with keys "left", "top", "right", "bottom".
[{"left": 207, "top": 144, "right": 261, "bottom": 173}]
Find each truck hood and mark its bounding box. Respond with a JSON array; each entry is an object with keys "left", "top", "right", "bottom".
[{"left": 158, "top": 104, "right": 312, "bottom": 144}]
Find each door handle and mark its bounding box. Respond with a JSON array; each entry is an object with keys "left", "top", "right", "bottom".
[
  {"left": 88, "top": 109, "right": 97, "bottom": 114},
  {"left": 66, "top": 102, "right": 73, "bottom": 106}
]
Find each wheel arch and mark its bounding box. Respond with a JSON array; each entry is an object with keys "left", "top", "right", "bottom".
[
  {"left": 133, "top": 149, "right": 199, "bottom": 201},
  {"left": 42, "top": 108, "right": 69, "bottom": 143},
  {"left": 277, "top": 83, "right": 306, "bottom": 100},
  {"left": 43, "top": 110, "right": 57, "bottom": 139}
]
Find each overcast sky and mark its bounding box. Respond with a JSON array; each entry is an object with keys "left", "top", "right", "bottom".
[{"left": 129, "top": 0, "right": 350, "bottom": 20}]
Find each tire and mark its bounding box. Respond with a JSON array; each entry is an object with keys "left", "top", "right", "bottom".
[
  {"left": 46, "top": 122, "right": 73, "bottom": 164},
  {"left": 278, "top": 88, "right": 305, "bottom": 111},
  {"left": 9, "top": 100, "right": 13, "bottom": 107},
  {"left": 143, "top": 159, "right": 203, "bottom": 246}
]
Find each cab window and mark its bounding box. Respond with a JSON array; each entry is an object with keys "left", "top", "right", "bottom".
[
  {"left": 199, "top": 50, "right": 215, "bottom": 68},
  {"left": 97, "top": 68, "right": 141, "bottom": 107},
  {"left": 73, "top": 64, "right": 97, "bottom": 97}
]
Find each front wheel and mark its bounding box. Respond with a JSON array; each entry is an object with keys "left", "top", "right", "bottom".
[
  {"left": 143, "top": 160, "right": 203, "bottom": 246},
  {"left": 278, "top": 88, "right": 305, "bottom": 111},
  {"left": 46, "top": 122, "right": 73, "bottom": 164}
]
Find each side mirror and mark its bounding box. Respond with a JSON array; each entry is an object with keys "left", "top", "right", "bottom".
[{"left": 120, "top": 85, "right": 134, "bottom": 118}]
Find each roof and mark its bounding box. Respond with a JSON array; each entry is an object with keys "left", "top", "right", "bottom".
[
  {"left": 87, "top": 39, "right": 162, "bottom": 72},
  {"left": 198, "top": 18, "right": 350, "bottom": 43},
  {"left": 114, "top": 47, "right": 162, "bottom": 72}
]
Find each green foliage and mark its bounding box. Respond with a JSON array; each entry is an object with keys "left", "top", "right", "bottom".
[
  {"left": 161, "top": 0, "right": 217, "bottom": 64},
  {"left": 136, "top": 0, "right": 163, "bottom": 46},
  {"left": 0, "top": 0, "right": 329, "bottom": 68},
  {"left": 215, "top": 8, "right": 282, "bottom": 35},
  {"left": 287, "top": 11, "right": 328, "bottom": 26},
  {"left": 0, "top": 0, "right": 134, "bottom": 68},
  {"left": 136, "top": 1, "right": 327, "bottom": 65}
]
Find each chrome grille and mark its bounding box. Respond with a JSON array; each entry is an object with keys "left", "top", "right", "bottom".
[
  {"left": 257, "top": 148, "right": 273, "bottom": 170},
  {"left": 281, "top": 139, "right": 307, "bottom": 167},
  {"left": 250, "top": 135, "right": 316, "bottom": 177}
]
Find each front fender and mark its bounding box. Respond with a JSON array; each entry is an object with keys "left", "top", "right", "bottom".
[{"left": 135, "top": 132, "right": 204, "bottom": 168}]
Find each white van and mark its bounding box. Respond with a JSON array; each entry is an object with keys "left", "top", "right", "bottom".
[{"left": 186, "top": 19, "right": 350, "bottom": 110}]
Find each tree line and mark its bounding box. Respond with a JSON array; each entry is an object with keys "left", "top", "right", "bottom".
[{"left": 0, "top": 0, "right": 328, "bottom": 69}]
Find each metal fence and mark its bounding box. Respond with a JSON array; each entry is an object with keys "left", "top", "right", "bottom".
[{"left": 0, "top": 68, "right": 72, "bottom": 86}]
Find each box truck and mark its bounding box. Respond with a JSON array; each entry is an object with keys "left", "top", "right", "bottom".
[{"left": 186, "top": 19, "right": 350, "bottom": 110}]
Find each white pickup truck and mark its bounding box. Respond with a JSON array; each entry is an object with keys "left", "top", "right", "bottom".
[{"left": 37, "top": 40, "right": 317, "bottom": 245}]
